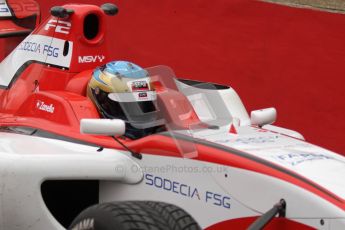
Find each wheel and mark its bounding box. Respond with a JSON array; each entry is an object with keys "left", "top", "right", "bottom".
[{"left": 68, "top": 201, "right": 201, "bottom": 230}]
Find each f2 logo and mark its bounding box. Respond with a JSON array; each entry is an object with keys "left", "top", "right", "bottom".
[{"left": 45, "top": 20, "right": 71, "bottom": 34}]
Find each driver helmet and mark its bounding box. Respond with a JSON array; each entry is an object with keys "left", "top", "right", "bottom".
[{"left": 87, "top": 61, "right": 163, "bottom": 139}]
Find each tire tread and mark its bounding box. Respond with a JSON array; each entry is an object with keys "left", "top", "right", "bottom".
[{"left": 69, "top": 201, "right": 201, "bottom": 230}]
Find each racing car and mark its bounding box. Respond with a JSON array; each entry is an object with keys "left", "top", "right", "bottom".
[{"left": 0, "top": 1, "right": 344, "bottom": 230}]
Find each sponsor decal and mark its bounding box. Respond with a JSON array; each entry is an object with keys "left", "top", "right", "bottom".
[
  {"left": 0, "top": 1, "right": 11, "bottom": 17},
  {"left": 36, "top": 100, "right": 55, "bottom": 114},
  {"left": 78, "top": 55, "right": 105, "bottom": 63},
  {"left": 273, "top": 152, "right": 334, "bottom": 166},
  {"left": 145, "top": 174, "right": 231, "bottom": 209},
  {"left": 138, "top": 92, "right": 148, "bottom": 99},
  {"left": 215, "top": 135, "right": 279, "bottom": 145},
  {"left": 43, "top": 45, "right": 59, "bottom": 57},
  {"left": 17, "top": 41, "right": 40, "bottom": 53},
  {"left": 45, "top": 19, "right": 71, "bottom": 34},
  {"left": 234, "top": 136, "right": 279, "bottom": 144},
  {"left": 0, "top": 3, "right": 9, "bottom": 12},
  {"left": 131, "top": 80, "right": 149, "bottom": 91},
  {"left": 71, "top": 218, "right": 94, "bottom": 230},
  {"left": 17, "top": 42, "right": 59, "bottom": 57},
  {"left": 0, "top": 35, "right": 73, "bottom": 88}
]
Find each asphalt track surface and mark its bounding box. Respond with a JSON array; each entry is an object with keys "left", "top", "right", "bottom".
[{"left": 264, "top": 0, "right": 345, "bottom": 13}]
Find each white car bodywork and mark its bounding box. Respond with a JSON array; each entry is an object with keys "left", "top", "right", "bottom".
[
  {"left": 0, "top": 82, "right": 344, "bottom": 229},
  {"left": 0, "top": 132, "right": 142, "bottom": 229}
]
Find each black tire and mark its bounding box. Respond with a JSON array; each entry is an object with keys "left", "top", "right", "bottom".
[{"left": 68, "top": 201, "right": 201, "bottom": 230}]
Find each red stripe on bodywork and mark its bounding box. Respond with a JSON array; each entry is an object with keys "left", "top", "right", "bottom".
[{"left": 206, "top": 217, "right": 315, "bottom": 230}]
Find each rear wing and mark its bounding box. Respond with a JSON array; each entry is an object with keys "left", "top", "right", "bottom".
[{"left": 0, "top": 0, "right": 40, "bottom": 38}]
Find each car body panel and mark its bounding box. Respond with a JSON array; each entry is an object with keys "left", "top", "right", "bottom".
[
  {"left": 0, "top": 131, "right": 142, "bottom": 229},
  {"left": 0, "top": 1, "right": 343, "bottom": 229}
]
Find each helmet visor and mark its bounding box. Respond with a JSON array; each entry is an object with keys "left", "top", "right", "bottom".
[{"left": 106, "top": 91, "right": 164, "bottom": 129}]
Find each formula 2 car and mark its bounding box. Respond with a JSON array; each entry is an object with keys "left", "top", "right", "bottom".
[{"left": 0, "top": 1, "right": 344, "bottom": 230}]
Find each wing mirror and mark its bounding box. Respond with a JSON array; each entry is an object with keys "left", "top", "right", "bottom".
[
  {"left": 101, "top": 3, "right": 119, "bottom": 16},
  {"left": 50, "top": 6, "right": 74, "bottom": 18},
  {"left": 251, "top": 108, "right": 277, "bottom": 127},
  {"left": 80, "top": 119, "right": 125, "bottom": 136}
]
